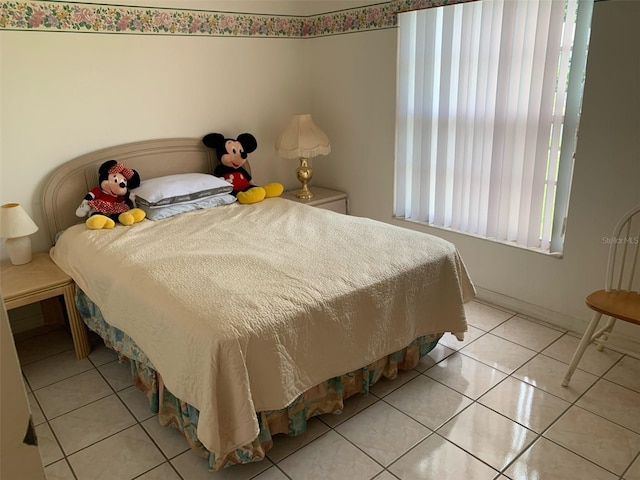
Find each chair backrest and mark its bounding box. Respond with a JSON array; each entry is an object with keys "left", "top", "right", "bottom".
[{"left": 605, "top": 205, "right": 640, "bottom": 293}]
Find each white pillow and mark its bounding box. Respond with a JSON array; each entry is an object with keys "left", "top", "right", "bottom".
[
  {"left": 140, "top": 193, "right": 237, "bottom": 220},
  {"left": 132, "top": 173, "right": 232, "bottom": 208}
]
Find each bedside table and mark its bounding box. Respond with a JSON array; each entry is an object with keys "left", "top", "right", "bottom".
[
  {"left": 282, "top": 187, "right": 348, "bottom": 214},
  {"left": 1, "top": 252, "right": 91, "bottom": 359}
]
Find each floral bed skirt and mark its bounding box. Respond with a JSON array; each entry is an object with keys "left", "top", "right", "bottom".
[{"left": 75, "top": 287, "right": 442, "bottom": 470}]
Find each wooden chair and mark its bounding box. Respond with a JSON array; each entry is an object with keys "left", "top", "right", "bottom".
[{"left": 562, "top": 205, "right": 640, "bottom": 387}]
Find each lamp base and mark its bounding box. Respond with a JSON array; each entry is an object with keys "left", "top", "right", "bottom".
[
  {"left": 5, "top": 236, "right": 33, "bottom": 265},
  {"left": 296, "top": 157, "right": 314, "bottom": 200},
  {"left": 296, "top": 186, "right": 314, "bottom": 200}
]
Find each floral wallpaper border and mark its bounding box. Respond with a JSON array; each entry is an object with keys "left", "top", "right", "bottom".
[{"left": 0, "top": 0, "right": 470, "bottom": 37}]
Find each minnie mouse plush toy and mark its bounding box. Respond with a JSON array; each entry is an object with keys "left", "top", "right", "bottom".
[{"left": 75, "top": 160, "right": 146, "bottom": 229}]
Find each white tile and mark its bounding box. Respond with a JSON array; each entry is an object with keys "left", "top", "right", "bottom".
[
  {"left": 68, "top": 425, "right": 164, "bottom": 480},
  {"left": 319, "top": 392, "right": 378, "bottom": 428},
  {"left": 36, "top": 422, "right": 64, "bottom": 467},
  {"left": 172, "top": 448, "right": 272, "bottom": 479},
  {"left": 625, "top": 455, "right": 640, "bottom": 480},
  {"left": 385, "top": 375, "right": 472, "bottom": 430},
  {"left": 141, "top": 416, "right": 191, "bottom": 459},
  {"left": 372, "top": 472, "right": 398, "bottom": 480},
  {"left": 98, "top": 359, "right": 134, "bottom": 391},
  {"left": 252, "top": 466, "right": 290, "bottom": 480},
  {"left": 543, "top": 333, "right": 623, "bottom": 376},
  {"left": 544, "top": 406, "right": 640, "bottom": 476},
  {"left": 505, "top": 437, "right": 617, "bottom": 480},
  {"left": 389, "top": 434, "right": 499, "bottom": 480},
  {"left": 438, "top": 403, "right": 537, "bottom": 471},
  {"left": 24, "top": 300, "right": 640, "bottom": 480},
  {"left": 266, "top": 417, "right": 330, "bottom": 463},
  {"left": 464, "top": 301, "right": 514, "bottom": 331},
  {"left": 89, "top": 341, "right": 119, "bottom": 367},
  {"left": 27, "top": 392, "right": 46, "bottom": 426},
  {"left": 50, "top": 394, "right": 136, "bottom": 454},
  {"left": 513, "top": 354, "right": 598, "bottom": 402},
  {"left": 44, "top": 459, "right": 76, "bottom": 480},
  {"left": 415, "top": 343, "right": 455, "bottom": 372},
  {"left": 16, "top": 329, "right": 74, "bottom": 365},
  {"left": 277, "top": 431, "right": 382, "bottom": 480},
  {"left": 459, "top": 333, "right": 537, "bottom": 374},
  {"left": 118, "top": 385, "right": 155, "bottom": 421},
  {"left": 438, "top": 325, "right": 485, "bottom": 351},
  {"left": 478, "top": 376, "right": 570, "bottom": 433},
  {"left": 577, "top": 379, "right": 640, "bottom": 434},
  {"left": 425, "top": 353, "right": 507, "bottom": 399},
  {"left": 369, "top": 368, "right": 419, "bottom": 398},
  {"left": 336, "top": 401, "right": 430, "bottom": 466},
  {"left": 23, "top": 350, "right": 94, "bottom": 390},
  {"left": 35, "top": 370, "right": 113, "bottom": 419},
  {"left": 490, "top": 315, "right": 565, "bottom": 351},
  {"left": 605, "top": 356, "right": 640, "bottom": 393},
  {"left": 136, "top": 462, "right": 182, "bottom": 480}
]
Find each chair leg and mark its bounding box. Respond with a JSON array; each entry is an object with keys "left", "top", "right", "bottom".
[
  {"left": 562, "top": 312, "right": 603, "bottom": 387},
  {"left": 595, "top": 317, "right": 616, "bottom": 352}
]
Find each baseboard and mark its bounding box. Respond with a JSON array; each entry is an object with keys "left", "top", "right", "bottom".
[
  {"left": 9, "top": 315, "right": 45, "bottom": 335},
  {"left": 474, "top": 286, "right": 640, "bottom": 356},
  {"left": 13, "top": 324, "right": 63, "bottom": 343},
  {"left": 474, "top": 286, "right": 587, "bottom": 332}
]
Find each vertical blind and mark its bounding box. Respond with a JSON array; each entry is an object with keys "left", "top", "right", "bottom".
[{"left": 394, "top": 0, "right": 593, "bottom": 254}]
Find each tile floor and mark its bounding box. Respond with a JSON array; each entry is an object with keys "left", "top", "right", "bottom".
[{"left": 15, "top": 300, "right": 640, "bottom": 480}]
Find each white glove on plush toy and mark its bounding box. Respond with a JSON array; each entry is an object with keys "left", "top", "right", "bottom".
[{"left": 76, "top": 199, "right": 91, "bottom": 217}]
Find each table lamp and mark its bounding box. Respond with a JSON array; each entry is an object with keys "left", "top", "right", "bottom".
[
  {"left": 0, "top": 203, "right": 39, "bottom": 265},
  {"left": 275, "top": 113, "right": 331, "bottom": 200}
]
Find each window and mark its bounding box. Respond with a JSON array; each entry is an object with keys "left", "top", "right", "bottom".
[{"left": 394, "top": 0, "right": 593, "bottom": 255}]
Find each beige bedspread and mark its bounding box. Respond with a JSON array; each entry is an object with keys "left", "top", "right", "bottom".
[{"left": 51, "top": 198, "right": 474, "bottom": 456}]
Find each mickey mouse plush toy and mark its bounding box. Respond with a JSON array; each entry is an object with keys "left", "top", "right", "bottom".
[
  {"left": 75, "top": 160, "right": 146, "bottom": 229},
  {"left": 203, "top": 132, "right": 283, "bottom": 204}
]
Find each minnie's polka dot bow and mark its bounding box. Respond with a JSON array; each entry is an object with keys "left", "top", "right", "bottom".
[{"left": 108, "top": 163, "right": 134, "bottom": 180}]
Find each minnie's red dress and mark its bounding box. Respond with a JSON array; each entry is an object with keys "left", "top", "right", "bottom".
[{"left": 88, "top": 187, "right": 131, "bottom": 215}]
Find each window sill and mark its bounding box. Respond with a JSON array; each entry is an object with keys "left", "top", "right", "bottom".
[{"left": 392, "top": 216, "right": 564, "bottom": 259}]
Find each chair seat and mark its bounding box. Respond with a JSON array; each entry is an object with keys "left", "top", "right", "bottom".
[{"left": 586, "top": 290, "right": 640, "bottom": 324}]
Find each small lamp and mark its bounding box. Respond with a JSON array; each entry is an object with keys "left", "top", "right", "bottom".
[
  {"left": 0, "top": 203, "right": 39, "bottom": 265},
  {"left": 275, "top": 113, "right": 331, "bottom": 200}
]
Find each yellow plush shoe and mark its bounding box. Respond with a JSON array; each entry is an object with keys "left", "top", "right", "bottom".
[
  {"left": 86, "top": 215, "right": 116, "bottom": 230},
  {"left": 118, "top": 212, "right": 134, "bottom": 226},
  {"left": 119, "top": 208, "right": 146, "bottom": 226},
  {"left": 263, "top": 182, "right": 284, "bottom": 198},
  {"left": 130, "top": 208, "right": 146, "bottom": 223},
  {"left": 237, "top": 187, "right": 266, "bottom": 204}
]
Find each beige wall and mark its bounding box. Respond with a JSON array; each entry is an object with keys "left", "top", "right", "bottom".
[
  {"left": 1, "top": 30, "right": 306, "bottom": 255},
  {"left": 307, "top": 28, "right": 398, "bottom": 221},
  {"left": 1, "top": 0, "right": 638, "bottom": 338},
  {"left": 311, "top": 0, "right": 640, "bottom": 338}
]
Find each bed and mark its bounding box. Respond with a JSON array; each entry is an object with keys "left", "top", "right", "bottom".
[{"left": 42, "top": 138, "right": 475, "bottom": 471}]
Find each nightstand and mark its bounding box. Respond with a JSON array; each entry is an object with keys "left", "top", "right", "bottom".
[
  {"left": 1, "top": 252, "right": 91, "bottom": 359},
  {"left": 282, "top": 187, "right": 348, "bottom": 214}
]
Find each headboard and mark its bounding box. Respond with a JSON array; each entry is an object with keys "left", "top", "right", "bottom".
[{"left": 41, "top": 138, "right": 227, "bottom": 245}]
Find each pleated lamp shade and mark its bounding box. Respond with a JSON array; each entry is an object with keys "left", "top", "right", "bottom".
[{"left": 275, "top": 114, "right": 331, "bottom": 159}]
